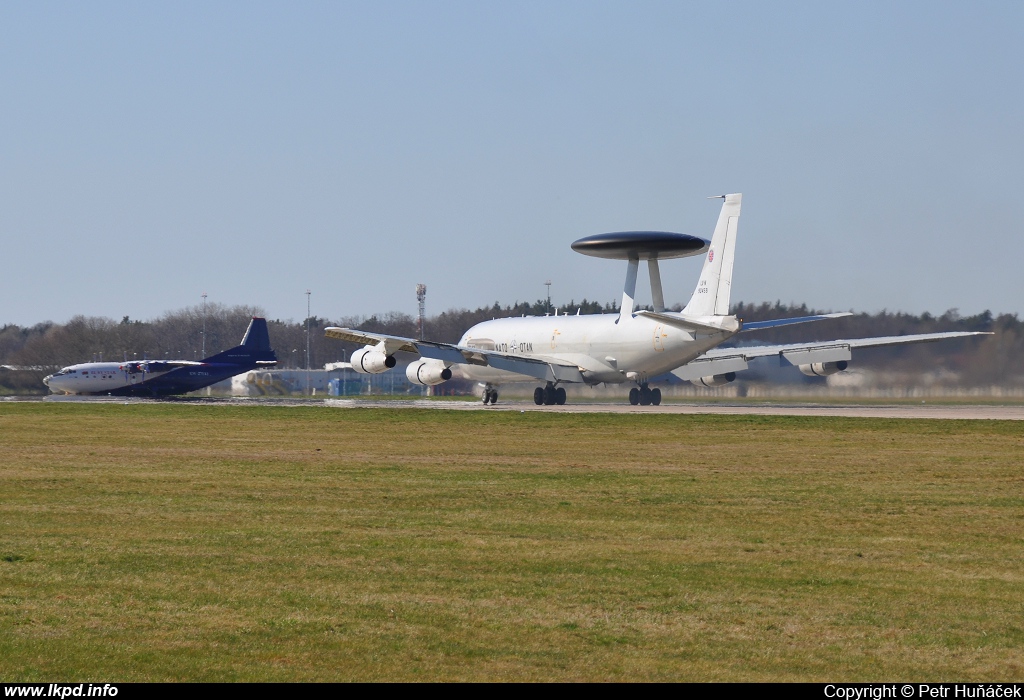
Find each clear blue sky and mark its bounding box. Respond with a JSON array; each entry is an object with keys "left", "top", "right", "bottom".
[{"left": 2, "top": 1, "right": 1022, "bottom": 326}]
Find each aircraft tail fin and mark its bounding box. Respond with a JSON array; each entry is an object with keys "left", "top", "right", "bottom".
[
  {"left": 202, "top": 317, "right": 277, "bottom": 365},
  {"left": 241, "top": 317, "right": 273, "bottom": 352},
  {"left": 682, "top": 193, "right": 741, "bottom": 317}
]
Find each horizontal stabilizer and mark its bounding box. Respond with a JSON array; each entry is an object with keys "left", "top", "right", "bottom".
[{"left": 635, "top": 310, "right": 740, "bottom": 334}]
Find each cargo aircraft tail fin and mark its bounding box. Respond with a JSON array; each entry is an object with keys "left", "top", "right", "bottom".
[{"left": 202, "top": 317, "right": 277, "bottom": 365}]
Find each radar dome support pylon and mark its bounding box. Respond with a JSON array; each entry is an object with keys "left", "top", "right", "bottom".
[{"left": 570, "top": 230, "right": 710, "bottom": 324}]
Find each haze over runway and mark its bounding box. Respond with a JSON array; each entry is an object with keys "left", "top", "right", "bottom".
[{"left": 2, "top": 1, "right": 1022, "bottom": 326}]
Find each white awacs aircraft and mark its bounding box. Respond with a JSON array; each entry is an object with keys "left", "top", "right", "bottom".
[{"left": 326, "top": 194, "right": 987, "bottom": 405}]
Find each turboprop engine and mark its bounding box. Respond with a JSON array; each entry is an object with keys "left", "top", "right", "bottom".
[
  {"left": 350, "top": 347, "right": 396, "bottom": 374},
  {"left": 405, "top": 359, "right": 453, "bottom": 386},
  {"left": 798, "top": 361, "right": 848, "bottom": 377},
  {"left": 690, "top": 372, "right": 737, "bottom": 388}
]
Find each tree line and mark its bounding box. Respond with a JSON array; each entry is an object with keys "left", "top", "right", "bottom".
[{"left": 1, "top": 299, "right": 1021, "bottom": 393}]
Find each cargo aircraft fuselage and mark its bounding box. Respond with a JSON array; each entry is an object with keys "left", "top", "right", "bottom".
[{"left": 44, "top": 317, "right": 277, "bottom": 397}]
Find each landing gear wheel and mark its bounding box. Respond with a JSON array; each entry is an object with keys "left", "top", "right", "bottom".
[
  {"left": 543, "top": 384, "right": 556, "bottom": 405},
  {"left": 555, "top": 387, "right": 566, "bottom": 405},
  {"left": 628, "top": 387, "right": 640, "bottom": 405},
  {"left": 482, "top": 384, "right": 497, "bottom": 404},
  {"left": 534, "top": 387, "right": 544, "bottom": 405},
  {"left": 490, "top": 390, "right": 498, "bottom": 405},
  {"left": 639, "top": 386, "right": 652, "bottom": 405},
  {"left": 482, "top": 391, "right": 490, "bottom": 404},
  {"left": 651, "top": 387, "right": 662, "bottom": 406}
]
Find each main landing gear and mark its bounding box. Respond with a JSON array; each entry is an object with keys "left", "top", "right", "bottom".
[
  {"left": 534, "top": 382, "right": 566, "bottom": 406},
  {"left": 628, "top": 383, "right": 662, "bottom": 406},
  {"left": 482, "top": 383, "right": 499, "bottom": 404}
]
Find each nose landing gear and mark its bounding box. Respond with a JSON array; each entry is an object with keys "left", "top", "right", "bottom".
[
  {"left": 628, "top": 383, "right": 661, "bottom": 406},
  {"left": 533, "top": 382, "right": 566, "bottom": 405}
]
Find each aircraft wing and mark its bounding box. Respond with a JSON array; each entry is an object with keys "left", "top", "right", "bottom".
[
  {"left": 116, "top": 360, "right": 205, "bottom": 373},
  {"left": 324, "top": 327, "right": 585, "bottom": 383},
  {"left": 672, "top": 331, "right": 990, "bottom": 381},
  {"left": 323, "top": 328, "right": 419, "bottom": 355},
  {"left": 740, "top": 312, "right": 853, "bottom": 331}
]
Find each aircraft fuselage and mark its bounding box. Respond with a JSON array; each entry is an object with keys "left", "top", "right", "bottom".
[
  {"left": 43, "top": 317, "right": 277, "bottom": 397},
  {"left": 43, "top": 361, "right": 246, "bottom": 396},
  {"left": 457, "top": 312, "right": 735, "bottom": 385}
]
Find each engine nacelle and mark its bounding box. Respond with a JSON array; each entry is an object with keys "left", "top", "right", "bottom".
[
  {"left": 798, "top": 361, "right": 849, "bottom": 377},
  {"left": 405, "top": 359, "right": 453, "bottom": 386},
  {"left": 350, "top": 347, "right": 397, "bottom": 374},
  {"left": 690, "top": 372, "right": 737, "bottom": 388}
]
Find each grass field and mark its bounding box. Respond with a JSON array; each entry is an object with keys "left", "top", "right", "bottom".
[{"left": 1, "top": 403, "right": 1022, "bottom": 681}]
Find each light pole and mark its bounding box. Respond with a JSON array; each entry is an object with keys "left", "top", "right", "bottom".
[
  {"left": 201, "top": 292, "right": 207, "bottom": 357},
  {"left": 305, "top": 289, "right": 311, "bottom": 396},
  {"left": 545, "top": 280, "right": 552, "bottom": 314}
]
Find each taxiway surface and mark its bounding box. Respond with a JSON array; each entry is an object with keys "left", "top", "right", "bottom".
[
  {"left": 322, "top": 399, "right": 1024, "bottom": 420},
  {"left": 14, "top": 395, "right": 1024, "bottom": 420}
]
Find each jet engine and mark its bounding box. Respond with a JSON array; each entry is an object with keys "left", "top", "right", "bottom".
[
  {"left": 690, "top": 372, "right": 737, "bottom": 388},
  {"left": 350, "top": 347, "right": 397, "bottom": 374},
  {"left": 405, "top": 359, "right": 453, "bottom": 386},
  {"left": 798, "top": 361, "right": 848, "bottom": 377}
]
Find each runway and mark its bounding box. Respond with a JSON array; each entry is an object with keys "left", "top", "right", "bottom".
[
  {"left": 14, "top": 395, "right": 1024, "bottom": 420},
  {"left": 322, "top": 398, "right": 1024, "bottom": 420}
]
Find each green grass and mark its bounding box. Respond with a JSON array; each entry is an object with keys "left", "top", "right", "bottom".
[{"left": 1, "top": 403, "right": 1022, "bottom": 681}]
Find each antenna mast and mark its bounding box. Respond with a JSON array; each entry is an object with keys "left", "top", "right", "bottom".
[
  {"left": 416, "top": 284, "right": 427, "bottom": 340},
  {"left": 305, "top": 289, "right": 311, "bottom": 395},
  {"left": 201, "top": 292, "right": 207, "bottom": 357}
]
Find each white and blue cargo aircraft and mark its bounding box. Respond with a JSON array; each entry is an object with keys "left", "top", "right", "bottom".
[
  {"left": 326, "top": 194, "right": 986, "bottom": 405},
  {"left": 44, "top": 317, "right": 277, "bottom": 396}
]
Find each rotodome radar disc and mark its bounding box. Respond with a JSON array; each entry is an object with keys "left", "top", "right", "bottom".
[{"left": 570, "top": 231, "right": 709, "bottom": 260}]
